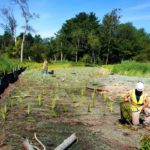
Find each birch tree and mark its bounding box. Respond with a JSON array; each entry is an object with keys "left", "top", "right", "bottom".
[{"left": 12, "top": 0, "right": 38, "bottom": 62}]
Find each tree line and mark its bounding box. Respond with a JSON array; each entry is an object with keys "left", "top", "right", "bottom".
[{"left": 0, "top": 8, "right": 150, "bottom": 64}]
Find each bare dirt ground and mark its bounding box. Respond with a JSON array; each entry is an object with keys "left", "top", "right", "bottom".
[{"left": 0, "top": 68, "right": 150, "bottom": 150}]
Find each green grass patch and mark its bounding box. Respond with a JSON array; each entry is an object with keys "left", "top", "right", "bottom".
[
  {"left": 0, "top": 57, "right": 21, "bottom": 75},
  {"left": 23, "top": 60, "right": 92, "bottom": 70},
  {"left": 140, "top": 135, "right": 150, "bottom": 150},
  {"left": 103, "top": 61, "right": 150, "bottom": 76}
]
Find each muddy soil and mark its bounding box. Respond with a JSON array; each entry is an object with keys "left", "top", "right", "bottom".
[{"left": 0, "top": 68, "right": 149, "bottom": 150}]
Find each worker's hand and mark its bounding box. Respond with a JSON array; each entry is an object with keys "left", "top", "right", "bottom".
[
  {"left": 124, "top": 92, "right": 130, "bottom": 102},
  {"left": 142, "top": 101, "right": 148, "bottom": 109},
  {"left": 124, "top": 98, "right": 129, "bottom": 102}
]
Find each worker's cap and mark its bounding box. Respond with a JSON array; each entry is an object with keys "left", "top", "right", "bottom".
[{"left": 136, "top": 82, "right": 144, "bottom": 91}]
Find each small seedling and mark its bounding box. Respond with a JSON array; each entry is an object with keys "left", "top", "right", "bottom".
[
  {"left": 102, "top": 92, "right": 108, "bottom": 116},
  {"left": 81, "top": 88, "right": 86, "bottom": 96},
  {"left": 4, "top": 103, "right": 7, "bottom": 114},
  {"left": 37, "top": 95, "right": 42, "bottom": 106},
  {"left": 0, "top": 104, "right": 7, "bottom": 122},
  {"left": 27, "top": 104, "right": 31, "bottom": 115},
  {"left": 92, "top": 90, "right": 96, "bottom": 107},
  {"left": 71, "top": 94, "right": 77, "bottom": 103},
  {"left": 48, "top": 109, "right": 57, "bottom": 117},
  {"left": 82, "top": 96, "right": 86, "bottom": 103},
  {"left": 0, "top": 110, "right": 6, "bottom": 122},
  {"left": 102, "top": 92, "right": 107, "bottom": 102},
  {"left": 10, "top": 98, "right": 14, "bottom": 107},
  {"left": 87, "top": 103, "right": 91, "bottom": 112},
  {"left": 109, "top": 98, "right": 114, "bottom": 112},
  {"left": 62, "top": 103, "right": 68, "bottom": 112},
  {"left": 18, "top": 97, "right": 24, "bottom": 105},
  {"left": 51, "top": 98, "right": 57, "bottom": 109},
  {"left": 42, "top": 89, "right": 46, "bottom": 95}
]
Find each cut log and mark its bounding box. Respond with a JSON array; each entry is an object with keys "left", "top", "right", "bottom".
[{"left": 55, "top": 133, "right": 77, "bottom": 150}]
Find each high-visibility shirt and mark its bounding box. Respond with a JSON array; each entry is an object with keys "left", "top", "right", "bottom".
[
  {"left": 129, "top": 89, "right": 146, "bottom": 112},
  {"left": 43, "top": 60, "right": 48, "bottom": 70}
]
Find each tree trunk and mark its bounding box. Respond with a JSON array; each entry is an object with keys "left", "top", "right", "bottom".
[
  {"left": 75, "top": 51, "right": 78, "bottom": 63},
  {"left": 61, "top": 50, "right": 63, "bottom": 61},
  {"left": 20, "top": 26, "right": 27, "bottom": 63},
  {"left": 54, "top": 54, "right": 57, "bottom": 62},
  {"left": 21, "top": 33, "right": 25, "bottom": 63},
  {"left": 60, "top": 42, "right": 63, "bottom": 61},
  {"left": 14, "top": 27, "right": 17, "bottom": 47},
  {"left": 106, "top": 47, "right": 109, "bottom": 65},
  {"left": 75, "top": 38, "right": 80, "bottom": 63},
  {"left": 92, "top": 51, "right": 96, "bottom": 64},
  {"left": 106, "top": 28, "right": 111, "bottom": 65}
]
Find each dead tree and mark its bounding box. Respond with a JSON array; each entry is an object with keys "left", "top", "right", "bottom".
[
  {"left": 12, "top": 0, "right": 38, "bottom": 62},
  {"left": 0, "top": 7, "right": 17, "bottom": 46}
]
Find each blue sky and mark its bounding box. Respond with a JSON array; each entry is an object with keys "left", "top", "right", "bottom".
[{"left": 0, "top": 0, "right": 150, "bottom": 38}]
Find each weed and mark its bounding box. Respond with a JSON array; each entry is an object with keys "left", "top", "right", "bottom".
[{"left": 140, "top": 134, "right": 150, "bottom": 150}]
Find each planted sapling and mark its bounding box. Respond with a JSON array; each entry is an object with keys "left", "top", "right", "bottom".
[
  {"left": 62, "top": 103, "right": 68, "bottom": 112},
  {"left": 109, "top": 97, "right": 114, "bottom": 112},
  {"left": 87, "top": 103, "right": 91, "bottom": 112},
  {"left": 102, "top": 92, "right": 108, "bottom": 116},
  {"left": 27, "top": 103, "right": 31, "bottom": 115},
  {"left": 71, "top": 94, "right": 77, "bottom": 103},
  {"left": 0, "top": 104, "right": 7, "bottom": 122},
  {"left": 48, "top": 109, "right": 57, "bottom": 117},
  {"left": 92, "top": 89, "right": 96, "bottom": 107},
  {"left": 37, "top": 94, "right": 42, "bottom": 106}
]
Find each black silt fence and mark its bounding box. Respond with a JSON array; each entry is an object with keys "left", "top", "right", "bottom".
[{"left": 0, "top": 67, "right": 26, "bottom": 95}]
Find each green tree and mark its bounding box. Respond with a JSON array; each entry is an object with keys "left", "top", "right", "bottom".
[
  {"left": 101, "top": 9, "right": 121, "bottom": 64},
  {"left": 56, "top": 12, "right": 100, "bottom": 62},
  {"left": 87, "top": 32, "right": 101, "bottom": 63}
]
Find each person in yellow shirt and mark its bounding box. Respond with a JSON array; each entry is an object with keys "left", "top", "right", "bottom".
[
  {"left": 42, "top": 59, "right": 48, "bottom": 74},
  {"left": 124, "top": 81, "right": 150, "bottom": 125}
]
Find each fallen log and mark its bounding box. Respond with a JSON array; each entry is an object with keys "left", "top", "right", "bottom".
[
  {"left": 55, "top": 133, "right": 77, "bottom": 150},
  {"left": 86, "top": 86, "right": 108, "bottom": 92}
]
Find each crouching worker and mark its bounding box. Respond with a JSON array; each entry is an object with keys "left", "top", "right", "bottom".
[
  {"left": 42, "top": 59, "right": 48, "bottom": 74},
  {"left": 121, "top": 82, "right": 150, "bottom": 126}
]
